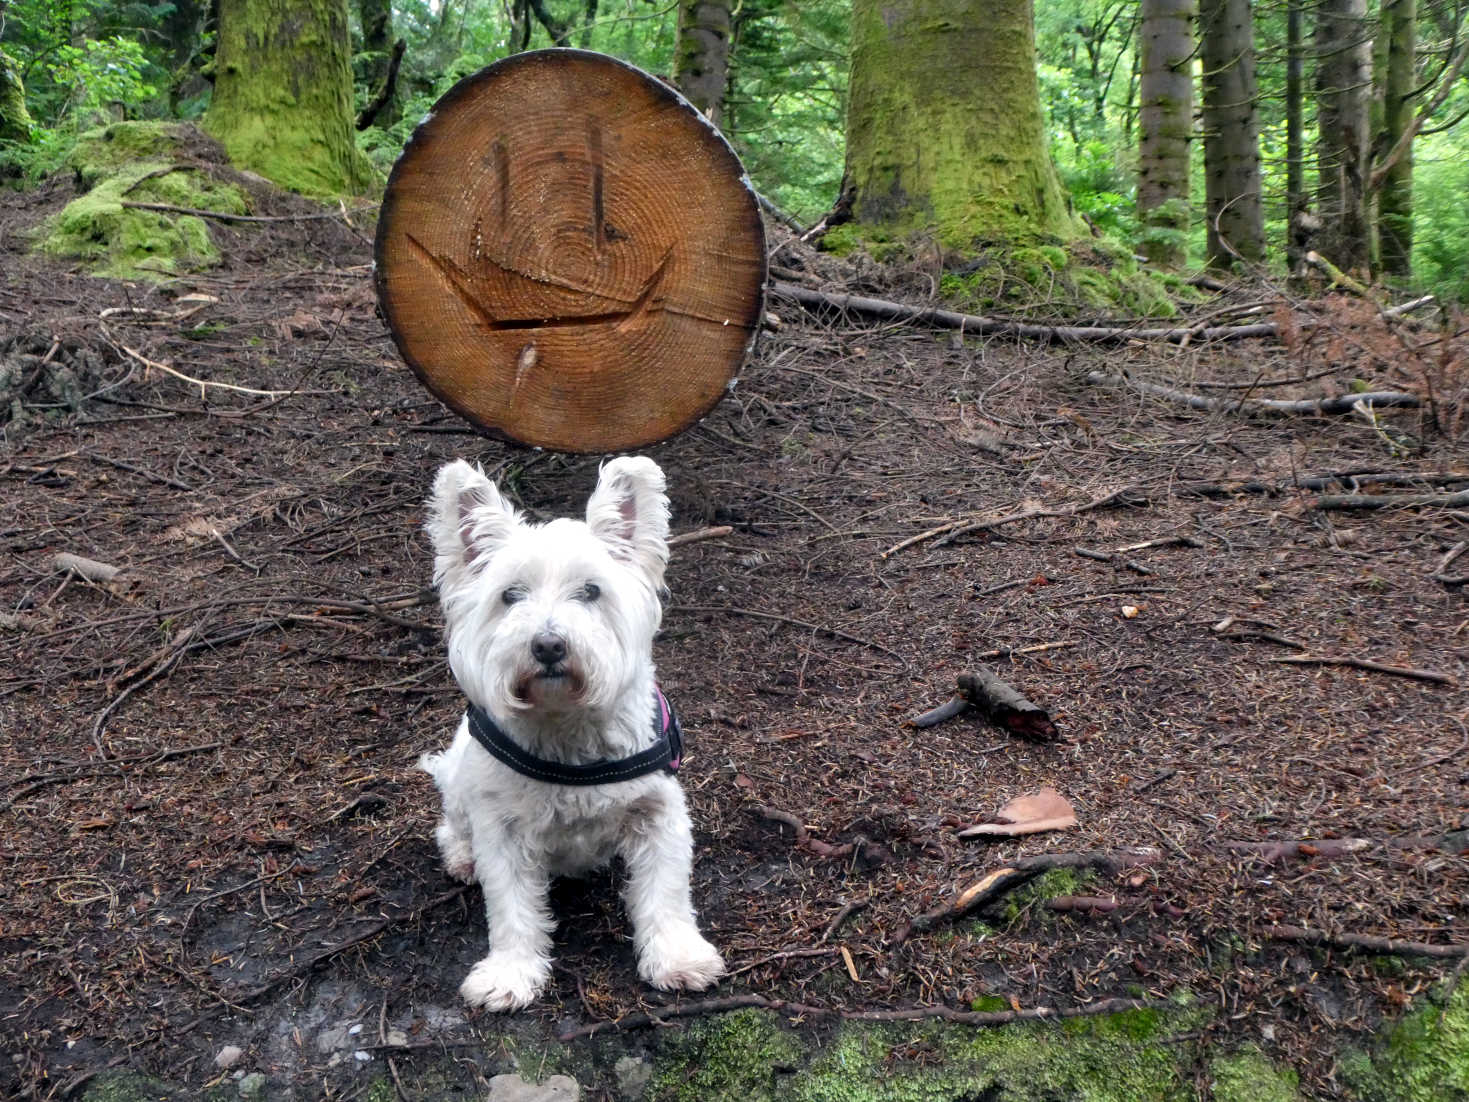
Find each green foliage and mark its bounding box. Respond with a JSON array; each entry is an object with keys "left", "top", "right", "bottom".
[
  {"left": 1413, "top": 130, "right": 1469, "bottom": 303},
  {"left": 1340, "top": 981, "right": 1469, "bottom": 1102}
]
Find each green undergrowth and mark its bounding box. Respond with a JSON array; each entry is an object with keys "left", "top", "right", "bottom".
[
  {"left": 35, "top": 121, "right": 249, "bottom": 280},
  {"left": 1340, "top": 980, "right": 1469, "bottom": 1101},
  {"left": 821, "top": 226, "right": 1203, "bottom": 319}
]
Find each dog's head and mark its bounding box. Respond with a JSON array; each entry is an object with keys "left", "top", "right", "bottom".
[{"left": 427, "top": 457, "right": 670, "bottom": 716}]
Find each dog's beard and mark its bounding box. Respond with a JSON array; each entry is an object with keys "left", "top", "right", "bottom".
[{"left": 512, "top": 662, "right": 588, "bottom": 706}]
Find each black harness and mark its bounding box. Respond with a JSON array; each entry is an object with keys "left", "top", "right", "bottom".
[{"left": 464, "top": 688, "right": 683, "bottom": 786}]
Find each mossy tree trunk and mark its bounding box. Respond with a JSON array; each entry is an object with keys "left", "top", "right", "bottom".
[
  {"left": 1198, "top": 0, "right": 1264, "bottom": 267},
  {"left": 1137, "top": 0, "right": 1194, "bottom": 268},
  {"left": 674, "top": 0, "right": 732, "bottom": 126},
  {"left": 1313, "top": 0, "right": 1371, "bottom": 272},
  {"left": 1376, "top": 0, "right": 1415, "bottom": 276},
  {"left": 205, "top": 0, "right": 375, "bottom": 196},
  {"left": 0, "top": 46, "right": 33, "bottom": 144},
  {"left": 844, "top": 0, "right": 1082, "bottom": 250},
  {"left": 356, "top": 0, "right": 399, "bottom": 127}
]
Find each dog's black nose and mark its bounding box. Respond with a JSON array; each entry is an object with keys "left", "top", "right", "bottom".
[{"left": 531, "top": 631, "right": 567, "bottom": 666}]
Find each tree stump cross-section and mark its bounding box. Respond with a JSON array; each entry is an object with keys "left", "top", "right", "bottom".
[{"left": 375, "top": 49, "right": 767, "bottom": 453}]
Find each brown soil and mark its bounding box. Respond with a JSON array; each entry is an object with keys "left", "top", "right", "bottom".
[{"left": 2, "top": 170, "right": 1467, "bottom": 1100}]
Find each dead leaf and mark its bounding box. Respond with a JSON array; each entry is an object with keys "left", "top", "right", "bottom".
[{"left": 957, "top": 787, "right": 1077, "bottom": 838}]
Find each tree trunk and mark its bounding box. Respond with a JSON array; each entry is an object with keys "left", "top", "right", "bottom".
[
  {"left": 0, "top": 47, "right": 32, "bottom": 144},
  {"left": 357, "top": 0, "right": 398, "bottom": 127},
  {"left": 1285, "top": 0, "right": 1306, "bottom": 270},
  {"left": 674, "top": 0, "right": 732, "bottom": 126},
  {"left": 205, "top": 0, "right": 375, "bottom": 196},
  {"left": 1137, "top": 0, "right": 1194, "bottom": 268},
  {"left": 1198, "top": 0, "right": 1265, "bottom": 267},
  {"left": 1377, "top": 0, "right": 1415, "bottom": 276},
  {"left": 1314, "top": 0, "right": 1371, "bottom": 272},
  {"left": 845, "top": 0, "right": 1081, "bottom": 248}
]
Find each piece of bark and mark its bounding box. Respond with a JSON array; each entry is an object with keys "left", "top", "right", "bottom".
[
  {"left": 957, "top": 668, "right": 1060, "bottom": 742},
  {"left": 957, "top": 787, "right": 1077, "bottom": 839}
]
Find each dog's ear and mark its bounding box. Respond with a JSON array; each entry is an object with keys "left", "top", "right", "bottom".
[
  {"left": 586, "top": 456, "right": 670, "bottom": 585},
  {"left": 427, "top": 460, "right": 519, "bottom": 586}
]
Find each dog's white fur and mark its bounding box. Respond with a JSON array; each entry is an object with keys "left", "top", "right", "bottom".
[{"left": 418, "top": 456, "right": 725, "bottom": 1010}]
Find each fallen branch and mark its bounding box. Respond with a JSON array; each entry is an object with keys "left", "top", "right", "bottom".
[
  {"left": 668, "top": 525, "right": 734, "bottom": 547},
  {"left": 1432, "top": 541, "right": 1468, "bottom": 586},
  {"left": 908, "top": 668, "right": 1059, "bottom": 742},
  {"left": 119, "top": 201, "right": 344, "bottom": 225},
  {"left": 754, "top": 806, "right": 892, "bottom": 865},
  {"left": 53, "top": 552, "right": 125, "bottom": 585},
  {"left": 1, "top": 741, "right": 222, "bottom": 814},
  {"left": 1272, "top": 655, "right": 1457, "bottom": 686},
  {"left": 1087, "top": 371, "right": 1420, "bottom": 416},
  {"left": 882, "top": 487, "right": 1145, "bottom": 559},
  {"left": 1313, "top": 491, "right": 1469, "bottom": 511},
  {"left": 1224, "top": 838, "right": 1372, "bottom": 865},
  {"left": 771, "top": 282, "right": 1277, "bottom": 344},
  {"left": 1258, "top": 924, "right": 1468, "bottom": 960},
  {"left": 671, "top": 603, "right": 901, "bottom": 662},
  {"left": 556, "top": 993, "right": 1156, "bottom": 1042},
  {"left": 1046, "top": 895, "right": 1120, "bottom": 914},
  {"left": 893, "top": 849, "right": 1160, "bottom": 944}
]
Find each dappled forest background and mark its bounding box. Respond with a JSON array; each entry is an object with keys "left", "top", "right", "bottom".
[{"left": 1, "top": 0, "right": 1468, "bottom": 299}]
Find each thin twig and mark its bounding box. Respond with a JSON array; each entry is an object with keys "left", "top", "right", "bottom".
[{"left": 1272, "top": 655, "right": 1457, "bottom": 686}]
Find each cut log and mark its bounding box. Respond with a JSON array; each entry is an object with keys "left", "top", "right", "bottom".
[
  {"left": 957, "top": 668, "right": 1060, "bottom": 742},
  {"left": 375, "top": 49, "right": 767, "bottom": 453}
]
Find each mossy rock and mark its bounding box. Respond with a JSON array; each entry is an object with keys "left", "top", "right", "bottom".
[
  {"left": 39, "top": 139, "right": 249, "bottom": 281},
  {"left": 69, "top": 122, "right": 227, "bottom": 188},
  {"left": 1210, "top": 1049, "right": 1302, "bottom": 1102}
]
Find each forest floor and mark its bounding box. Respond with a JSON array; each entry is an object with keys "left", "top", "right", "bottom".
[{"left": 1, "top": 170, "right": 1467, "bottom": 1102}]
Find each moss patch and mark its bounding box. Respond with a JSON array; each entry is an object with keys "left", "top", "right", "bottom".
[
  {"left": 1210, "top": 1048, "right": 1302, "bottom": 1102},
  {"left": 1340, "top": 981, "right": 1469, "bottom": 1101},
  {"left": 642, "top": 1002, "right": 1212, "bottom": 1102},
  {"left": 37, "top": 124, "right": 249, "bottom": 281}
]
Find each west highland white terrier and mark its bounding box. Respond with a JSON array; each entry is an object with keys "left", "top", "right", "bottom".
[{"left": 418, "top": 456, "right": 725, "bottom": 1010}]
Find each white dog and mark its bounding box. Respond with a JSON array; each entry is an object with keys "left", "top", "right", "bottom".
[{"left": 418, "top": 456, "right": 725, "bottom": 1010}]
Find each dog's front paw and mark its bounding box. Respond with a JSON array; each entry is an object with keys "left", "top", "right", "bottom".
[
  {"left": 459, "top": 952, "right": 550, "bottom": 1011},
  {"left": 639, "top": 926, "right": 726, "bottom": 992}
]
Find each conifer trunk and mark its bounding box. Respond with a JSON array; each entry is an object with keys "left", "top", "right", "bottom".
[
  {"left": 674, "top": 0, "right": 732, "bottom": 126},
  {"left": 205, "top": 0, "right": 375, "bottom": 196},
  {"left": 1378, "top": 0, "right": 1416, "bottom": 276},
  {"left": 1314, "top": 0, "right": 1371, "bottom": 271},
  {"left": 0, "top": 47, "right": 32, "bottom": 144},
  {"left": 1137, "top": 0, "right": 1194, "bottom": 268},
  {"left": 357, "top": 0, "right": 398, "bottom": 127},
  {"left": 1285, "top": 0, "right": 1306, "bottom": 270},
  {"left": 844, "top": 0, "right": 1080, "bottom": 248},
  {"left": 1198, "top": 0, "right": 1265, "bottom": 267}
]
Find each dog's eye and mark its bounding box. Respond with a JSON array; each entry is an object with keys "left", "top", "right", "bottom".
[
  {"left": 579, "top": 582, "right": 601, "bottom": 602},
  {"left": 501, "top": 586, "right": 526, "bottom": 606}
]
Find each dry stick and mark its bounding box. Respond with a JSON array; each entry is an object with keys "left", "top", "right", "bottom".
[
  {"left": 1432, "top": 541, "right": 1469, "bottom": 586},
  {"left": 1314, "top": 490, "right": 1469, "bottom": 510},
  {"left": 668, "top": 525, "right": 734, "bottom": 547},
  {"left": 671, "top": 603, "right": 900, "bottom": 661},
  {"left": 118, "top": 200, "right": 347, "bottom": 224},
  {"left": 975, "top": 641, "right": 1076, "bottom": 661},
  {"left": 108, "top": 336, "right": 292, "bottom": 399},
  {"left": 0, "top": 741, "right": 222, "bottom": 814},
  {"left": 1259, "top": 924, "right": 1469, "bottom": 960},
  {"left": 557, "top": 993, "right": 1156, "bottom": 1042},
  {"left": 223, "top": 886, "right": 471, "bottom": 1007},
  {"left": 894, "top": 849, "right": 1161, "bottom": 945},
  {"left": 770, "top": 281, "right": 1278, "bottom": 344},
  {"left": 86, "top": 452, "right": 194, "bottom": 492},
  {"left": 1272, "top": 654, "right": 1457, "bottom": 686},
  {"left": 1087, "top": 371, "right": 1420, "bottom": 416},
  {"left": 882, "top": 487, "right": 1145, "bottom": 559}
]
